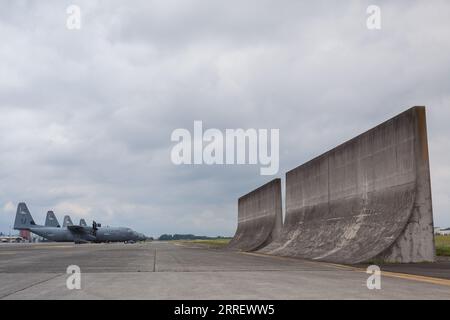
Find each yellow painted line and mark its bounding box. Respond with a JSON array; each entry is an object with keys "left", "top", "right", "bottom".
[
  {"left": 241, "top": 251, "right": 332, "bottom": 267},
  {"left": 240, "top": 252, "right": 450, "bottom": 287},
  {"left": 321, "top": 262, "right": 359, "bottom": 271},
  {"left": 380, "top": 270, "right": 450, "bottom": 286},
  {"left": 322, "top": 262, "right": 450, "bottom": 287}
]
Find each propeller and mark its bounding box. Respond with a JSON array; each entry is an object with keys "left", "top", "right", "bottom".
[{"left": 92, "top": 221, "right": 98, "bottom": 236}]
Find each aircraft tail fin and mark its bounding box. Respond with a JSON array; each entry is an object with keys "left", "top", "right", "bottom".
[
  {"left": 14, "top": 203, "right": 39, "bottom": 230},
  {"left": 45, "top": 211, "right": 60, "bottom": 228},
  {"left": 79, "top": 219, "right": 87, "bottom": 227},
  {"left": 63, "top": 215, "right": 73, "bottom": 227}
]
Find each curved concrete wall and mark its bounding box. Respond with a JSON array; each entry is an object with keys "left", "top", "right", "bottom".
[
  {"left": 260, "top": 107, "right": 435, "bottom": 264},
  {"left": 227, "top": 178, "right": 282, "bottom": 252}
]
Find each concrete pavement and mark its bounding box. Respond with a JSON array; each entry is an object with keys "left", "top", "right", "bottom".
[{"left": 0, "top": 241, "right": 448, "bottom": 299}]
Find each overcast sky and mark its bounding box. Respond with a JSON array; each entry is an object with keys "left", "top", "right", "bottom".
[{"left": 0, "top": 0, "right": 449, "bottom": 237}]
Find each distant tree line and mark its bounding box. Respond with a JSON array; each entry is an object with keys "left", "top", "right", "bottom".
[{"left": 158, "top": 234, "right": 230, "bottom": 241}]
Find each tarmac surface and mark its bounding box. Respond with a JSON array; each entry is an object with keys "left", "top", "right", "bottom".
[{"left": 0, "top": 241, "right": 449, "bottom": 299}]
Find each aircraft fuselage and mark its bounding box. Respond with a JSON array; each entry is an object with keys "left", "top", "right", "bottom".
[{"left": 29, "top": 226, "right": 145, "bottom": 243}]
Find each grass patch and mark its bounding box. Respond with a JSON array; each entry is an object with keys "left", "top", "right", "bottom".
[
  {"left": 435, "top": 235, "right": 450, "bottom": 256},
  {"left": 178, "top": 236, "right": 450, "bottom": 255},
  {"left": 179, "top": 238, "right": 231, "bottom": 247}
]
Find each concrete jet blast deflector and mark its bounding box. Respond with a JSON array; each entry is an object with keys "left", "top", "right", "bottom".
[
  {"left": 228, "top": 178, "right": 282, "bottom": 252},
  {"left": 260, "top": 107, "right": 435, "bottom": 264}
]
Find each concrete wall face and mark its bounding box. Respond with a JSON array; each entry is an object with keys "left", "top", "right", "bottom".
[
  {"left": 227, "top": 178, "right": 282, "bottom": 252},
  {"left": 260, "top": 107, "right": 435, "bottom": 264}
]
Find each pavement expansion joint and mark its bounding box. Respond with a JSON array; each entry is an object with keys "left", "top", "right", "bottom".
[{"left": 0, "top": 274, "right": 64, "bottom": 299}]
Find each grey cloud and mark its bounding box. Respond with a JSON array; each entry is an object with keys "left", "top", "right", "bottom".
[{"left": 1, "top": 0, "right": 450, "bottom": 237}]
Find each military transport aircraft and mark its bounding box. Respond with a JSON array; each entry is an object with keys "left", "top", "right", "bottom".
[
  {"left": 62, "top": 215, "right": 73, "bottom": 227},
  {"left": 45, "top": 211, "right": 60, "bottom": 228},
  {"left": 14, "top": 203, "right": 146, "bottom": 243}
]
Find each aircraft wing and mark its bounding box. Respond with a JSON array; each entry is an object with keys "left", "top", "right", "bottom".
[
  {"left": 67, "top": 225, "right": 88, "bottom": 233},
  {"left": 67, "top": 225, "right": 96, "bottom": 243}
]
